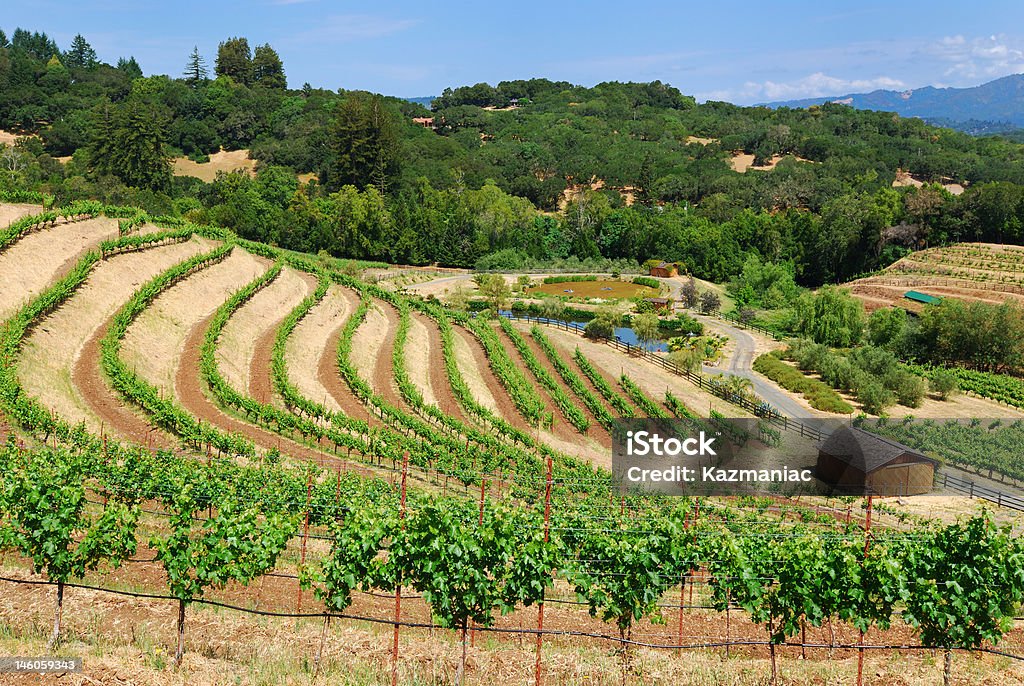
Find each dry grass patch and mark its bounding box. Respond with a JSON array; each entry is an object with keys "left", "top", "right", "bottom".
[
  {"left": 172, "top": 149, "right": 256, "bottom": 182},
  {"left": 0, "top": 201, "right": 41, "bottom": 226},
  {"left": 18, "top": 239, "right": 211, "bottom": 434},
  {"left": 121, "top": 248, "right": 268, "bottom": 392},
  {"left": 0, "top": 216, "right": 119, "bottom": 320}
]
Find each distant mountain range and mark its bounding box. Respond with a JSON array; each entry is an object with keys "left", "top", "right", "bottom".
[
  {"left": 764, "top": 73, "right": 1024, "bottom": 135},
  {"left": 404, "top": 96, "right": 435, "bottom": 108}
]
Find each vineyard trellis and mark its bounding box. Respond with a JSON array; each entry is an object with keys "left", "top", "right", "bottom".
[{"left": 2, "top": 206, "right": 1024, "bottom": 685}]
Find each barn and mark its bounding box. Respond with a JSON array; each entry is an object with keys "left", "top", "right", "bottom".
[
  {"left": 644, "top": 297, "right": 673, "bottom": 312},
  {"left": 816, "top": 426, "right": 937, "bottom": 496},
  {"left": 649, "top": 262, "right": 678, "bottom": 278}
]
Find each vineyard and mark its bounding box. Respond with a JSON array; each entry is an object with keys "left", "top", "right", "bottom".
[
  {"left": 1, "top": 202, "right": 1024, "bottom": 686},
  {"left": 846, "top": 242, "right": 1024, "bottom": 312}
]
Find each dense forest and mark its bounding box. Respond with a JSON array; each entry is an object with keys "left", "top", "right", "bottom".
[{"left": 5, "top": 27, "right": 1024, "bottom": 284}]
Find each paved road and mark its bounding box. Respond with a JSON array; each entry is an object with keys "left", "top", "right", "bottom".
[{"left": 694, "top": 315, "right": 811, "bottom": 419}]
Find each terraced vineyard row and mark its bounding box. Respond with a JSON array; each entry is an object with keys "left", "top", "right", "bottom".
[{"left": 4, "top": 204, "right": 1021, "bottom": 684}]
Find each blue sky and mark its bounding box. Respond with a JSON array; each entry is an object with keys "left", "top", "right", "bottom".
[{"left": 5, "top": 1, "right": 1024, "bottom": 103}]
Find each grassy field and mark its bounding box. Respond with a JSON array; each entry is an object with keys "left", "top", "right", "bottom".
[{"left": 526, "top": 279, "right": 658, "bottom": 299}]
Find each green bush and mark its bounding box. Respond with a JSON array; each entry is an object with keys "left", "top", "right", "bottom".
[
  {"left": 632, "top": 276, "right": 660, "bottom": 289},
  {"left": 892, "top": 372, "right": 928, "bottom": 408},
  {"left": 929, "top": 369, "right": 959, "bottom": 401},
  {"left": 752, "top": 354, "right": 853, "bottom": 414},
  {"left": 855, "top": 379, "right": 895, "bottom": 415},
  {"left": 542, "top": 275, "right": 598, "bottom": 284}
]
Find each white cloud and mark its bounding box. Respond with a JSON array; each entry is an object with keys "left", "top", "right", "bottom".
[
  {"left": 925, "top": 34, "right": 1024, "bottom": 81},
  {"left": 288, "top": 14, "right": 420, "bottom": 43},
  {"left": 705, "top": 72, "right": 906, "bottom": 103}
]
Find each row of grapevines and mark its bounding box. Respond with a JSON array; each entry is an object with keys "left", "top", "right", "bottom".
[
  {"left": 467, "top": 316, "right": 549, "bottom": 427},
  {"left": 99, "top": 243, "right": 256, "bottom": 457},
  {"left": 197, "top": 262, "right": 363, "bottom": 450},
  {"left": 530, "top": 326, "right": 616, "bottom": 430},
  {"left": 571, "top": 347, "right": 635, "bottom": 418},
  {"left": 0, "top": 199, "right": 108, "bottom": 252},
  {"left": 907, "top": 364, "right": 1024, "bottom": 409},
  {"left": 619, "top": 374, "right": 670, "bottom": 419},
  {"left": 497, "top": 318, "right": 590, "bottom": 432}
]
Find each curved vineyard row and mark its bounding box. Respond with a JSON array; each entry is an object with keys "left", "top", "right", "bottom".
[
  {"left": 497, "top": 317, "right": 590, "bottom": 432},
  {"left": 530, "top": 326, "right": 616, "bottom": 430}
]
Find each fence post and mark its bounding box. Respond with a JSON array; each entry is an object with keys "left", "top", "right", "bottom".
[
  {"left": 392, "top": 452, "right": 410, "bottom": 686},
  {"left": 297, "top": 472, "right": 313, "bottom": 612},
  {"left": 470, "top": 477, "right": 487, "bottom": 648},
  {"left": 856, "top": 495, "right": 873, "bottom": 686},
  {"left": 535, "top": 457, "right": 553, "bottom": 686}
]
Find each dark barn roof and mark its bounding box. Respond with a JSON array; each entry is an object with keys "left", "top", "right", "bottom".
[{"left": 818, "top": 427, "right": 936, "bottom": 473}]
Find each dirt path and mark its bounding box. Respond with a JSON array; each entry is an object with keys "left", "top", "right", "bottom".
[
  {"left": 214, "top": 266, "right": 313, "bottom": 401},
  {"left": 74, "top": 317, "right": 177, "bottom": 450},
  {"left": 18, "top": 239, "right": 210, "bottom": 439},
  {"left": 414, "top": 311, "right": 468, "bottom": 423},
  {"left": 370, "top": 300, "right": 406, "bottom": 406},
  {"left": 318, "top": 328, "right": 378, "bottom": 427},
  {"left": 405, "top": 312, "right": 439, "bottom": 408},
  {"left": 285, "top": 285, "right": 351, "bottom": 414},
  {"left": 0, "top": 216, "right": 118, "bottom": 320},
  {"left": 121, "top": 249, "right": 268, "bottom": 392}
]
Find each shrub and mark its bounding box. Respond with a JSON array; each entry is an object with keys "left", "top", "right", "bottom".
[
  {"left": 929, "top": 369, "right": 959, "bottom": 401},
  {"left": 752, "top": 354, "right": 853, "bottom": 413},
  {"left": 632, "top": 276, "right": 660, "bottom": 289},
  {"left": 856, "top": 379, "right": 895, "bottom": 415},
  {"left": 698, "top": 290, "right": 721, "bottom": 313},
  {"left": 793, "top": 342, "right": 830, "bottom": 373},
  {"left": 892, "top": 371, "right": 927, "bottom": 408}
]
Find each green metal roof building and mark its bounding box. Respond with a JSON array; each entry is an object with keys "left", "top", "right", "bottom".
[{"left": 904, "top": 290, "right": 942, "bottom": 305}]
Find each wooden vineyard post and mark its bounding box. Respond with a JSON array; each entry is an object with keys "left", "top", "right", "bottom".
[
  {"left": 297, "top": 472, "right": 313, "bottom": 613},
  {"left": 677, "top": 575, "right": 685, "bottom": 657},
  {"left": 856, "top": 495, "right": 873, "bottom": 686},
  {"left": 690, "top": 499, "right": 700, "bottom": 605},
  {"left": 392, "top": 452, "right": 410, "bottom": 686},
  {"left": 471, "top": 477, "right": 487, "bottom": 648},
  {"left": 535, "top": 457, "right": 553, "bottom": 686}
]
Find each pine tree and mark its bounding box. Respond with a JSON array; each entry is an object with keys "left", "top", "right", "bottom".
[
  {"left": 116, "top": 56, "right": 143, "bottom": 79},
  {"left": 215, "top": 37, "right": 252, "bottom": 85},
  {"left": 0, "top": 30, "right": 8, "bottom": 49},
  {"left": 252, "top": 44, "right": 285, "bottom": 89},
  {"left": 183, "top": 46, "right": 208, "bottom": 85},
  {"left": 66, "top": 34, "right": 97, "bottom": 69},
  {"left": 324, "top": 94, "right": 400, "bottom": 195},
  {"left": 88, "top": 99, "right": 171, "bottom": 191},
  {"left": 89, "top": 103, "right": 118, "bottom": 178}
]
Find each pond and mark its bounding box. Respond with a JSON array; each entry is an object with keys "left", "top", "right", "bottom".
[{"left": 498, "top": 311, "right": 669, "bottom": 352}]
